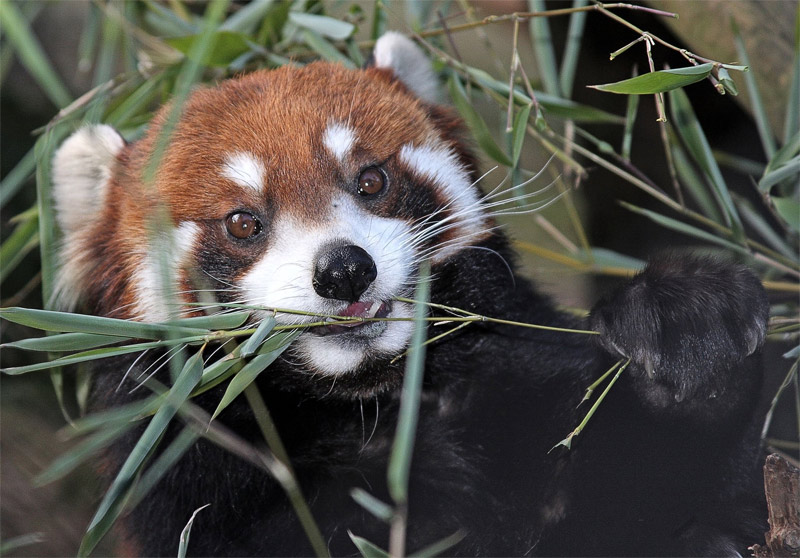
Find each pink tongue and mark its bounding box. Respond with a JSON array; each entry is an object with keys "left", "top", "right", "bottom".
[{"left": 340, "top": 301, "right": 374, "bottom": 318}]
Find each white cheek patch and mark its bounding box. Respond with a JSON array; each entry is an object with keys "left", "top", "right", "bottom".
[
  {"left": 132, "top": 221, "right": 199, "bottom": 322},
  {"left": 322, "top": 122, "right": 357, "bottom": 163},
  {"left": 399, "top": 141, "right": 488, "bottom": 257},
  {"left": 222, "top": 152, "right": 265, "bottom": 193},
  {"left": 239, "top": 200, "right": 416, "bottom": 375}
]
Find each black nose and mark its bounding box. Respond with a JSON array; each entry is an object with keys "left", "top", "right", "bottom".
[{"left": 312, "top": 244, "right": 377, "bottom": 302}]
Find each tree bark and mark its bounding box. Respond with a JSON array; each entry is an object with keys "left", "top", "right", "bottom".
[{"left": 751, "top": 453, "right": 800, "bottom": 558}]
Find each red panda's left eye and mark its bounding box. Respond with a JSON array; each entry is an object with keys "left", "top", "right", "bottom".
[
  {"left": 226, "top": 212, "right": 262, "bottom": 239},
  {"left": 357, "top": 167, "right": 385, "bottom": 196}
]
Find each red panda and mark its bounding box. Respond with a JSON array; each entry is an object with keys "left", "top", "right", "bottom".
[{"left": 52, "top": 32, "right": 769, "bottom": 556}]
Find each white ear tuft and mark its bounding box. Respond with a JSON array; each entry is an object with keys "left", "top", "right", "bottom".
[
  {"left": 51, "top": 124, "right": 124, "bottom": 310},
  {"left": 373, "top": 32, "right": 439, "bottom": 104},
  {"left": 52, "top": 124, "right": 124, "bottom": 235}
]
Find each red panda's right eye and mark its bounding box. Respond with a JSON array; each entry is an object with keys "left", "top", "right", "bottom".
[{"left": 226, "top": 212, "right": 262, "bottom": 239}]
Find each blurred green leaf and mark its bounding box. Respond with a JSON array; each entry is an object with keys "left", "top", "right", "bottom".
[
  {"left": 289, "top": 12, "right": 354, "bottom": 40},
  {"left": 448, "top": 74, "right": 513, "bottom": 167},
  {"left": 0, "top": 1, "right": 72, "bottom": 107},
  {"left": 166, "top": 31, "right": 251, "bottom": 67},
  {"left": 735, "top": 195, "right": 797, "bottom": 259},
  {"left": 620, "top": 202, "right": 750, "bottom": 257},
  {"left": 414, "top": 530, "right": 467, "bottom": 557},
  {"left": 589, "top": 64, "right": 714, "bottom": 95},
  {"left": 0, "top": 148, "right": 36, "bottom": 208},
  {"left": 220, "top": 0, "right": 274, "bottom": 33},
  {"left": 301, "top": 29, "right": 355, "bottom": 68},
  {"left": 528, "top": 0, "right": 561, "bottom": 96},
  {"left": 79, "top": 350, "right": 204, "bottom": 556},
  {"left": 0, "top": 533, "right": 45, "bottom": 555},
  {"left": 759, "top": 156, "right": 800, "bottom": 193},
  {"left": 732, "top": 18, "right": 775, "bottom": 158},
  {"left": 35, "top": 422, "right": 135, "bottom": 486},
  {"left": 511, "top": 104, "right": 533, "bottom": 168},
  {"left": 784, "top": 7, "right": 800, "bottom": 143},
  {"left": 0, "top": 210, "right": 39, "bottom": 284},
  {"left": 129, "top": 427, "right": 199, "bottom": 509},
  {"left": 669, "top": 87, "right": 745, "bottom": 242},
  {"left": 772, "top": 196, "right": 800, "bottom": 233},
  {"left": 348, "top": 532, "right": 389, "bottom": 558},
  {"left": 559, "top": 0, "right": 588, "bottom": 97},
  {"left": 350, "top": 488, "right": 393, "bottom": 522},
  {"left": 387, "top": 263, "right": 430, "bottom": 504}
]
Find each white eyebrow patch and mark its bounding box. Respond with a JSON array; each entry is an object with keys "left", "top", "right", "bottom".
[
  {"left": 399, "top": 142, "right": 480, "bottom": 211},
  {"left": 323, "top": 122, "right": 357, "bottom": 162},
  {"left": 222, "top": 152, "right": 265, "bottom": 193}
]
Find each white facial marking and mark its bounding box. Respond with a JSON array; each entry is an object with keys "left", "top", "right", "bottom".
[
  {"left": 222, "top": 152, "right": 265, "bottom": 193},
  {"left": 240, "top": 198, "right": 416, "bottom": 375},
  {"left": 133, "top": 221, "right": 200, "bottom": 322},
  {"left": 399, "top": 142, "right": 488, "bottom": 257},
  {"left": 322, "top": 122, "right": 357, "bottom": 163}
]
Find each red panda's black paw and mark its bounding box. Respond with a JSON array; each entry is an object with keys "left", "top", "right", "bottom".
[{"left": 589, "top": 254, "right": 768, "bottom": 405}]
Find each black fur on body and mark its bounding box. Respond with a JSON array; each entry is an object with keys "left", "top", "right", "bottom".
[{"left": 96, "top": 234, "right": 769, "bottom": 556}]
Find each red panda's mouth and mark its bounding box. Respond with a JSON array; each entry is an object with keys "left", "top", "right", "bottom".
[{"left": 315, "top": 300, "right": 392, "bottom": 337}]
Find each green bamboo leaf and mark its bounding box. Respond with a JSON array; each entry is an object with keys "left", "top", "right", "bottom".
[
  {"left": 511, "top": 104, "right": 532, "bottom": 168},
  {"left": 210, "top": 330, "right": 297, "bottom": 420},
  {"left": 288, "top": 12, "right": 354, "bottom": 40},
  {"left": 142, "top": 2, "right": 197, "bottom": 36},
  {"left": 2, "top": 331, "right": 119, "bottom": 352},
  {"left": 765, "top": 130, "right": 800, "bottom": 174},
  {"left": 348, "top": 532, "right": 389, "bottom": 558},
  {"left": 387, "top": 263, "right": 430, "bottom": 504},
  {"left": 0, "top": 533, "right": 45, "bottom": 555},
  {"left": 558, "top": 0, "right": 588, "bottom": 97},
  {"left": 0, "top": 1, "right": 72, "bottom": 107},
  {"left": 669, "top": 87, "right": 745, "bottom": 242},
  {"left": 448, "top": 74, "right": 513, "bottom": 167},
  {"left": 589, "top": 64, "right": 714, "bottom": 95},
  {"left": 0, "top": 307, "right": 209, "bottom": 338},
  {"left": 620, "top": 202, "right": 751, "bottom": 257},
  {"left": 784, "top": 7, "right": 800, "bottom": 143},
  {"left": 171, "top": 311, "right": 250, "bottom": 331},
  {"left": 759, "top": 156, "right": 800, "bottom": 193},
  {"left": 0, "top": 148, "right": 36, "bottom": 208},
  {"left": 178, "top": 504, "right": 210, "bottom": 558},
  {"left": 528, "top": 0, "right": 561, "bottom": 96},
  {"left": 580, "top": 248, "right": 644, "bottom": 272},
  {"left": 370, "top": 0, "right": 389, "bottom": 40},
  {"left": 129, "top": 427, "right": 200, "bottom": 509},
  {"left": 350, "top": 488, "right": 393, "bottom": 522},
  {"left": 301, "top": 29, "right": 355, "bottom": 68},
  {"left": 220, "top": 0, "right": 274, "bottom": 33},
  {"left": 79, "top": 350, "right": 204, "bottom": 556},
  {"left": 671, "top": 144, "right": 724, "bottom": 222},
  {"left": 239, "top": 316, "right": 276, "bottom": 357},
  {"left": 732, "top": 18, "right": 775, "bottom": 158},
  {"left": 166, "top": 31, "right": 251, "bottom": 68},
  {"left": 772, "top": 196, "right": 800, "bottom": 233},
  {"left": 106, "top": 76, "right": 163, "bottom": 128},
  {"left": 463, "top": 67, "right": 624, "bottom": 124},
  {"left": 0, "top": 210, "right": 39, "bottom": 284},
  {"left": 413, "top": 530, "right": 467, "bottom": 557},
  {"left": 621, "top": 70, "right": 640, "bottom": 160},
  {"left": 735, "top": 195, "right": 797, "bottom": 259},
  {"left": 66, "top": 396, "right": 160, "bottom": 435},
  {"left": 1, "top": 337, "right": 205, "bottom": 375},
  {"left": 35, "top": 422, "right": 135, "bottom": 486},
  {"left": 198, "top": 353, "right": 242, "bottom": 387}
]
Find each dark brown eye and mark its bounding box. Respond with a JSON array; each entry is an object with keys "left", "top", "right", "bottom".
[
  {"left": 225, "top": 212, "right": 262, "bottom": 239},
  {"left": 357, "top": 167, "right": 385, "bottom": 196}
]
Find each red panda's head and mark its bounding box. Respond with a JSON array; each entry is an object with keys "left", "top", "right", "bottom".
[{"left": 51, "top": 33, "right": 497, "bottom": 380}]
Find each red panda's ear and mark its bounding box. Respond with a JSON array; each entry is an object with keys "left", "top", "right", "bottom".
[
  {"left": 52, "top": 124, "right": 124, "bottom": 236},
  {"left": 51, "top": 124, "right": 125, "bottom": 310},
  {"left": 372, "top": 32, "right": 439, "bottom": 104}
]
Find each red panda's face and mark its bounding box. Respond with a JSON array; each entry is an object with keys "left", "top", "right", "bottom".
[{"left": 52, "top": 34, "right": 492, "bottom": 378}]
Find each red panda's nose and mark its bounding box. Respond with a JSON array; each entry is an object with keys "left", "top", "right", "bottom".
[{"left": 312, "top": 244, "right": 377, "bottom": 302}]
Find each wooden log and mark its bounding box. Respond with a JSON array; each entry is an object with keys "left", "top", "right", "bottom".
[{"left": 751, "top": 453, "right": 800, "bottom": 557}]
